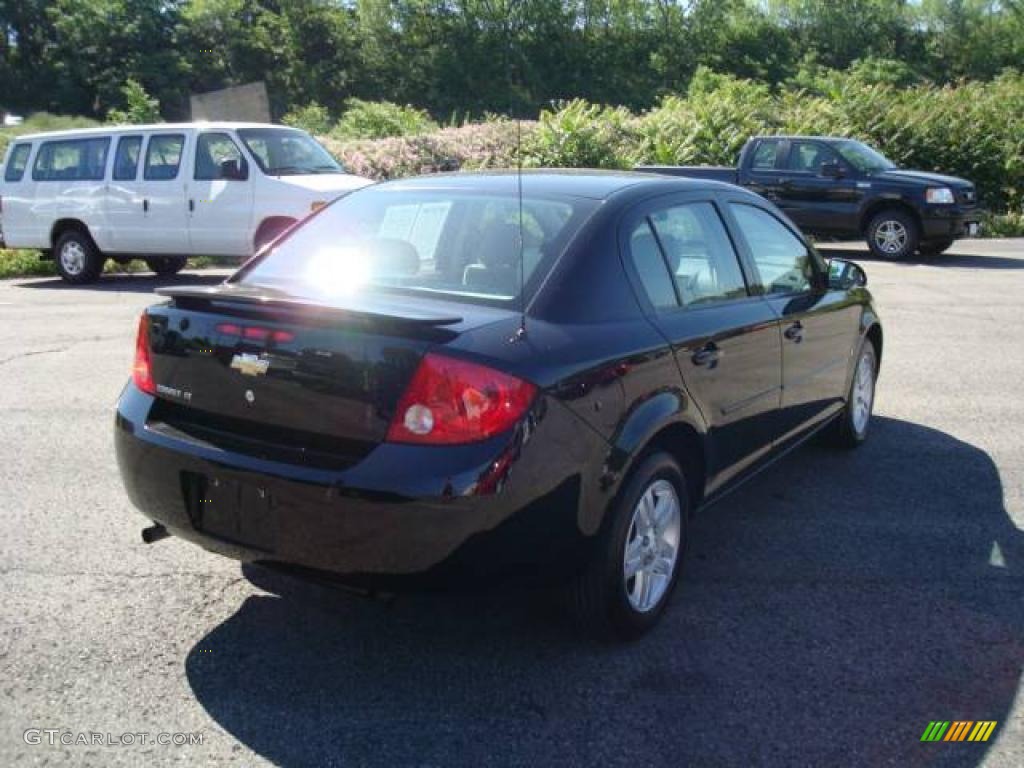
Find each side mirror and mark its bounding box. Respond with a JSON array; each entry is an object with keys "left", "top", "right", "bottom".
[
  {"left": 827, "top": 258, "right": 867, "bottom": 290},
  {"left": 820, "top": 162, "right": 843, "bottom": 179},
  {"left": 220, "top": 158, "right": 246, "bottom": 181}
]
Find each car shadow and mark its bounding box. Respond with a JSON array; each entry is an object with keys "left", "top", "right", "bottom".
[
  {"left": 14, "top": 271, "right": 231, "bottom": 293},
  {"left": 185, "top": 417, "right": 1022, "bottom": 767},
  {"left": 818, "top": 246, "right": 1024, "bottom": 270}
]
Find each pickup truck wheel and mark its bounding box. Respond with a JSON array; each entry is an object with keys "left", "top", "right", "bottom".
[
  {"left": 55, "top": 230, "right": 104, "bottom": 284},
  {"left": 145, "top": 255, "right": 188, "bottom": 275},
  {"left": 568, "top": 452, "right": 688, "bottom": 640},
  {"left": 918, "top": 239, "right": 954, "bottom": 257},
  {"left": 867, "top": 210, "right": 918, "bottom": 260}
]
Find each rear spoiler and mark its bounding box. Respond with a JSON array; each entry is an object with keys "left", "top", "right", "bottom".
[{"left": 155, "top": 285, "right": 464, "bottom": 326}]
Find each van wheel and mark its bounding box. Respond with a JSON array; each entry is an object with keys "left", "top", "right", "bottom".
[
  {"left": 145, "top": 255, "right": 188, "bottom": 276},
  {"left": 55, "top": 230, "right": 103, "bottom": 284},
  {"left": 253, "top": 218, "right": 295, "bottom": 253},
  {"left": 568, "top": 452, "right": 688, "bottom": 640},
  {"left": 866, "top": 210, "right": 919, "bottom": 260}
]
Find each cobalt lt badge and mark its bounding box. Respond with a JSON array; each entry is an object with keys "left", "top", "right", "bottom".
[{"left": 245, "top": 389, "right": 255, "bottom": 404}]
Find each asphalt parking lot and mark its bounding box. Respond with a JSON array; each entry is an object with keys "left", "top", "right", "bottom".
[{"left": 1, "top": 239, "right": 1022, "bottom": 767}]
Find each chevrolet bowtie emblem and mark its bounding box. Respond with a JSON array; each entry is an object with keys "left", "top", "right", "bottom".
[{"left": 230, "top": 353, "right": 270, "bottom": 377}]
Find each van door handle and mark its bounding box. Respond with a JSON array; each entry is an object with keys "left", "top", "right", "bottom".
[
  {"left": 691, "top": 342, "right": 721, "bottom": 368},
  {"left": 188, "top": 199, "right": 194, "bottom": 212},
  {"left": 142, "top": 199, "right": 149, "bottom": 213},
  {"left": 784, "top": 321, "right": 804, "bottom": 342}
]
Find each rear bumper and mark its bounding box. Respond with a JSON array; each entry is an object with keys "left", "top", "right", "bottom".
[
  {"left": 114, "top": 383, "right": 607, "bottom": 587},
  {"left": 920, "top": 205, "right": 982, "bottom": 240}
]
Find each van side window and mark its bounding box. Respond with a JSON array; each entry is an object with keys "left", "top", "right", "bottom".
[
  {"left": 4, "top": 143, "right": 32, "bottom": 182},
  {"left": 112, "top": 136, "right": 143, "bottom": 181},
  {"left": 144, "top": 134, "right": 185, "bottom": 181},
  {"left": 32, "top": 138, "right": 110, "bottom": 182},
  {"left": 194, "top": 133, "right": 246, "bottom": 180}
]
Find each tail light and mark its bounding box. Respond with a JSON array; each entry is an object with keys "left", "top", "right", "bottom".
[
  {"left": 387, "top": 353, "right": 537, "bottom": 445},
  {"left": 132, "top": 314, "right": 156, "bottom": 395}
]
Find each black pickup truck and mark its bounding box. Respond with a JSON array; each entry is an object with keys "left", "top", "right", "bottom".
[{"left": 638, "top": 136, "right": 981, "bottom": 259}]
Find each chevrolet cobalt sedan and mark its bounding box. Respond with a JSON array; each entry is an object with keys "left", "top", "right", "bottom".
[{"left": 115, "top": 171, "right": 881, "bottom": 639}]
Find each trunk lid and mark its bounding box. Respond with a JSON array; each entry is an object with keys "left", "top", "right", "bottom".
[{"left": 142, "top": 283, "right": 514, "bottom": 464}]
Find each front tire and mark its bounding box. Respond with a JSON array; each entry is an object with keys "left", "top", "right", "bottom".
[
  {"left": 569, "top": 452, "right": 688, "bottom": 640},
  {"left": 829, "top": 341, "right": 878, "bottom": 449},
  {"left": 867, "top": 210, "right": 919, "bottom": 260},
  {"left": 145, "top": 255, "right": 188, "bottom": 275},
  {"left": 55, "top": 229, "right": 103, "bottom": 284}
]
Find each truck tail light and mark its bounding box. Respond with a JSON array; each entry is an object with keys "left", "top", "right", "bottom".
[
  {"left": 386, "top": 353, "right": 537, "bottom": 445},
  {"left": 132, "top": 314, "right": 156, "bottom": 395}
]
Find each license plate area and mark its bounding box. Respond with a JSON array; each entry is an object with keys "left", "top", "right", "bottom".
[{"left": 183, "top": 471, "right": 277, "bottom": 552}]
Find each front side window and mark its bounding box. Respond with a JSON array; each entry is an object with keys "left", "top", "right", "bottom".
[
  {"left": 112, "top": 136, "right": 142, "bottom": 181},
  {"left": 730, "top": 204, "right": 817, "bottom": 295},
  {"left": 236, "top": 128, "right": 343, "bottom": 176},
  {"left": 236, "top": 186, "right": 595, "bottom": 305},
  {"left": 195, "top": 133, "right": 246, "bottom": 180},
  {"left": 4, "top": 143, "right": 31, "bottom": 182},
  {"left": 648, "top": 202, "right": 748, "bottom": 306},
  {"left": 32, "top": 138, "right": 110, "bottom": 182},
  {"left": 144, "top": 134, "right": 184, "bottom": 181},
  {"left": 787, "top": 142, "right": 840, "bottom": 174}
]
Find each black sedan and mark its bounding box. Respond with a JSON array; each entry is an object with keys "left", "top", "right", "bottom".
[{"left": 115, "top": 171, "right": 882, "bottom": 639}]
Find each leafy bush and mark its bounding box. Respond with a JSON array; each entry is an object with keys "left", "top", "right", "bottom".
[
  {"left": 330, "top": 99, "right": 438, "bottom": 141},
  {"left": 525, "top": 99, "right": 637, "bottom": 169},
  {"left": 282, "top": 102, "right": 333, "bottom": 135},
  {"left": 106, "top": 79, "right": 161, "bottom": 125}
]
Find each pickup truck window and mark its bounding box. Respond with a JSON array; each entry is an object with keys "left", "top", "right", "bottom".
[
  {"left": 787, "top": 141, "right": 840, "bottom": 173},
  {"left": 731, "top": 204, "right": 815, "bottom": 295},
  {"left": 751, "top": 140, "right": 781, "bottom": 170},
  {"left": 4, "top": 143, "right": 31, "bottom": 182},
  {"left": 144, "top": 134, "right": 185, "bottom": 181}
]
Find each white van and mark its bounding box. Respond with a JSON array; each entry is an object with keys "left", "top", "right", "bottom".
[{"left": 0, "top": 122, "right": 372, "bottom": 283}]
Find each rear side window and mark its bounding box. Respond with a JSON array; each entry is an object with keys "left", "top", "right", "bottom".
[
  {"left": 787, "top": 141, "right": 840, "bottom": 173},
  {"left": 194, "top": 133, "right": 246, "bottom": 180},
  {"left": 144, "top": 134, "right": 185, "bottom": 180},
  {"left": 750, "top": 140, "right": 780, "bottom": 171},
  {"left": 628, "top": 221, "right": 679, "bottom": 309},
  {"left": 112, "top": 136, "right": 142, "bottom": 181},
  {"left": 730, "top": 204, "right": 817, "bottom": 295},
  {"left": 648, "top": 203, "right": 748, "bottom": 306},
  {"left": 32, "top": 138, "right": 110, "bottom": 182},
  {"left": 4, "top": 143, "right": 32, "bottom": 182}
]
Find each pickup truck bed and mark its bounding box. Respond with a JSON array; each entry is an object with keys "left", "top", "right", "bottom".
[{"left": 636, "top": 165, "right": 737, "bottom": 184}]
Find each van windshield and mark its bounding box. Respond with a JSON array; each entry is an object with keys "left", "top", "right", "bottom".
[
  {"left": 236, "top": 128, "right": 344, "bottom": 176},
  {"left": 235, "top": 185, "right": 597, "bottom": 306}
]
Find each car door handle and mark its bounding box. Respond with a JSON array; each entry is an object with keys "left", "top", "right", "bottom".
[
  {"left": 784, "top": 321, "right": 804, "bottom": 343},
  {"left": 142, "top": 199, "right": 149, "bottom": 213},
  {"left": 691, "top": 342, "right": 721, "bottom": 368}
]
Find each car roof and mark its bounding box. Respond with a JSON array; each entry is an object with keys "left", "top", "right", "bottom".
[
  {"left": 12, "top": 122, "right": 302, "bottom": 141},
  {"left": 376, "top": 169, "right": 740, "bottom": 201}
]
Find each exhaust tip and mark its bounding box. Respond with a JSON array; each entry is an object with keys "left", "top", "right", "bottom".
[{"left": 141, "top": 524, "right": 170, "bottom": 544}]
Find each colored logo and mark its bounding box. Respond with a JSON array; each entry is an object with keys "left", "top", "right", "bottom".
[{"left": 921, "top": 721, "right": 997, "bottom": 742}]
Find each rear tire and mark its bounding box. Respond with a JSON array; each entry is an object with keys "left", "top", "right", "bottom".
[
  {"left": 568, "top": 452, "right": 688, "bottom": 640},
  {"left": 828, "top": 341, "right": 878, "bottom": 449},
  {"left": 54, "top": 229, "right": 103, "bottom": 284},
  {"left": 918, "top": 239, "right": 954, "bottom": 257},
  {"left": 866, "top": 210, "right": 918, "bottom": 260},
  {"left": 145, "top": 255, "right": 188, "bottom": 275}
]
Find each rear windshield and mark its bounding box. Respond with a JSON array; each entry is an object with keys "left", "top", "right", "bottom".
[{"left": 237, "top": 185, "right": 598, "bottom": 305}]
